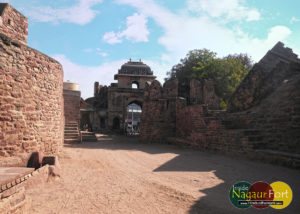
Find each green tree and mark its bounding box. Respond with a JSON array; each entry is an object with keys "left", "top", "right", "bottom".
[
  {"left": 166, "top": 50, "right": 252, "bottom": 109},
  {"left": 166, "top": 49, "right": 216, "bottom": 82}
]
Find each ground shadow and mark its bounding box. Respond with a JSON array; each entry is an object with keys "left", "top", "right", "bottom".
[
  {"left": 153, "top": 147, "right": 300, "bottom": 213},
  {"left": 64, "top": 134, "right": 300, "bottom": 213}
]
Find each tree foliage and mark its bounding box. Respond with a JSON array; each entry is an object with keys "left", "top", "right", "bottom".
[{"left": 166, "top": 49, "right": 253, "bottom": 108}]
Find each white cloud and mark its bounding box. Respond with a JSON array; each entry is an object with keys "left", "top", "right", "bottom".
[
  {"left": 24, "top": 0, "right": 103, "bottom": 25},
  {"left": 103, "top": 31, "right": 122, "bottom": 44},
  {"left": 235, "top": 26, "right": 292, "bottom": 60},
  {"left": 103, "top": 13, "right": 149, "bottom": 44},
  {"left": 290, "top": 16, "right": 300, "bottom": 24},
  {"left": 83, "top": 48, "right": 108, "bottom": 56},
  {"left": 115, "top": 0, "right": 291, "bottom": 62},
  {"left": 187, "top": 0, "right": 260, "bottom": 21},
  {"left": 120, "top": 13, "right": 149, "bottom": 42},
  {"left": 100, "top": 52, "right": 108, "bottom": 57},
  {"left": 53, "top": 54, "right": 126, "bottom": 98}
]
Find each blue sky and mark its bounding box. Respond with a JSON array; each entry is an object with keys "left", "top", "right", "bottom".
[{"left": 2, "top": 0, "right": 300, "bottom": 98}]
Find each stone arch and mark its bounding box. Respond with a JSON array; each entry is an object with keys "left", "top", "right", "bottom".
[
  {"left": 125, "top": 100, "right": 142, "bottom": 134},
  {"left": 131, "top": 81, "right": 139, "bottom": 89}
]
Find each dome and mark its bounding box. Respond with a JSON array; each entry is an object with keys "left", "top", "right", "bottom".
[{"left": 118, "top": 60, "right": 153, "bottom": 75}]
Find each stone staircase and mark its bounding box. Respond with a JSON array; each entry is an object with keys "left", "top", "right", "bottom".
[
  {"left": 64, "top": 122, "right": 81, "bottom": 144},
  {"left": 81, "top": 131, "right": 98, "bottom": 142}
]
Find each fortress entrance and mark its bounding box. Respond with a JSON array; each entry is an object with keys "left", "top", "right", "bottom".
[{"left": 125, "top": 102, "right": 142, "bottom": 135}]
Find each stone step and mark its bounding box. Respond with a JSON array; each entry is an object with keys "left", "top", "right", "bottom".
[
  {"left": 82, "top": 136, "right": 97, "bottom": 140},
  {"left": 64, "top": 134, "right": 79, "bottom": 138},
  {"left": 64, "top": 139, "right": 80, "bottom": 143},
  {"left": 82, "top": 138, "right": 97, "bottom": 142},
  {"left": 82, "top": 132, "right": 95, "bottom": 135},
  {"left": 65, "top": 123, "right": 78, "bottom": 126},
  {"left": 65, "top": 126, "right": 78, "bottom": 129},
  {"left": 64, "top": 127, "right": 79, "bottom": 130},
  {"left": 81, "top": 131, "right": 97, "bottom": 142},
  {"left": 64, "top": 136, "right": 79, "bottom": 139},
  {"left": 64, "top": 129, "right": 79, "bottom": 133}
]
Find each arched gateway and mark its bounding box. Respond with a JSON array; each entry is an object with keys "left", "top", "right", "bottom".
[{"left": 85, "top": 60, "right": 156, "bottom": 134}]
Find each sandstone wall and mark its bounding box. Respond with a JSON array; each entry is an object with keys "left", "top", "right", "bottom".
[
  {"left": 164, "top": 42, "right": 300, "bottom": 168},
  {"left": 228, "top": 42, "right": 300, "bottom": 112},
  {"left": 0, "top": 33, "right": 64, "bottom": 158},
  {"left": 175, "top": 105, "right": 254, "bottom": 154},
  {"left": 63, "top": 89, "right": 81, "bottom": 124},
  {"left": 140, "top": 80, "right": 185, "bottom": 143},
  {"left": 0, "top": 4, "right": 28, "bottom": 45}
]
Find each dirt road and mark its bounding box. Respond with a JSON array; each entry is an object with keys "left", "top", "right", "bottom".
[{"left": 27, "top": 134, "right": 300, "bottom": 214}]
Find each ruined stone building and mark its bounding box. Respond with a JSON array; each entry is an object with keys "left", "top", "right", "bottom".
[
  {"left": 0, "top": 3, "right": 64, "bottom": 164},
  {"left": 140, "top": 42, "right": 300, "bottom": 168},
  {"left": 63, "top": 81, "right": 81, "bottom": 143},
  {"left": 83, "top": 60, "right": 156, "bottom": 131}
]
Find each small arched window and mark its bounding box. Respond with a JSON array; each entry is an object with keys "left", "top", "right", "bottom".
[{"left": 132, "top": 81, "right": 139, "bottom": 89}]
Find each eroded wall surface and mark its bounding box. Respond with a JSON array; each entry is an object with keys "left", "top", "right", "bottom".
[
  {"left": 140, "top": 42, "right": 300, "bottom": 168},
  {"left": 0, "top": 33, "right": 64, "bottom": 158},
  {"left": 0, "top": 4, "right": 28, "bottom": 45}
]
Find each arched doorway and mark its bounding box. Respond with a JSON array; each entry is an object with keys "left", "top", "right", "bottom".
[
  {"left": 112, "top": 117, "right": 120, "bottom": 129},
  {"left": 100, "top": 117, "right": 106, "bottom": 128},
  {"left": 125, "top": 101, "right": 142, "bottom": 135}
]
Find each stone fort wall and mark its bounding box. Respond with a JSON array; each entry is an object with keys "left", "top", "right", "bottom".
[
  {"left": 0, "top": 32, "right": 64, "bottom": 158},
  {"left": 0, "top": 3, "right": 28, "bottom": 45},
  {"left": 140, "top": 42, "right": 300, "bottom": 168}
]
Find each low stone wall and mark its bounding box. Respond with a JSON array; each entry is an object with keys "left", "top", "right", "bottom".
[
  {"left": 175, "top": 105, "right": 253, "bottom": 154},
  {"left": 0, "top": 186, "right": 30, "bottom": 214},
  {"left": 0, "top": 163, "right": 59, "bottom": 214},
  {"left": 0, "top": 33, "right": 64, "bottom": 158}
]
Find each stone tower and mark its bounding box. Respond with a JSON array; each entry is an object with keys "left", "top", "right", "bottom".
[{"left": 0, "top": 3, "right": 28, "bottom": 44}]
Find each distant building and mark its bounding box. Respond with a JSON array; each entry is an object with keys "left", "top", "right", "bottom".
[{"left": 82, "top": 60, "right": 156, "bottom": 132}]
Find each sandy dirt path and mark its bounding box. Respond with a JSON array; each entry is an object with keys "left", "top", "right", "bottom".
[{"left": 27, "top": 134, "right": 300, "bottom": 214}]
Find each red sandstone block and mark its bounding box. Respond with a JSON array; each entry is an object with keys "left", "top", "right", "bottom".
[{"left": 1, "top": 184, "right": 7, "bottom": 192}]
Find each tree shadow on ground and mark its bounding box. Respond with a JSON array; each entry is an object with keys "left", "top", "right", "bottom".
[{"left": 64, "top": 134, "right": 300, "bottom": 214}]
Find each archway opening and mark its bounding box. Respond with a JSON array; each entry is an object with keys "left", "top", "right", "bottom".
[
  {"left": 100, "top": 117, "right": 106, "bottom": 128},
  {"left": 132, "top": 81, "right": 139, "bottom": 89},
  {"left": 112, "top": 117, "right": 120, "bottom": 129},
  {"left": 125, "top": 102, "right": 142, "bottom": 135}
]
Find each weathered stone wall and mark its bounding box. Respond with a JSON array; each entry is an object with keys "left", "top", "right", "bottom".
[
  {"left": 107, "top": 87, "right": 144, "bottom": 130},
  {"left": 116, "top": 75, "right": 156, "bottom": 89},
  {"left": 175, "top": 105, "right": 254, "bottom": 154},
  {"left": 228, "top": 42, "right": 300, "bottom": 112},
  {"left": 0, "top": 4, "right": 28, "bottom": 45},
  {"left": 0, "top": 33, "right": 64, "bottom": 158},
  {"left": 63, "top": 89, "right": 81, "bottom": 124},
  {"left": 140, "top": 80, "right": 185, "bottom": 143},
  {"left": 141, "top": 42, "right": 300, "bottom": 168},
  {"left": 0, "top": 186, "right": 30, "bottom": 213}
]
